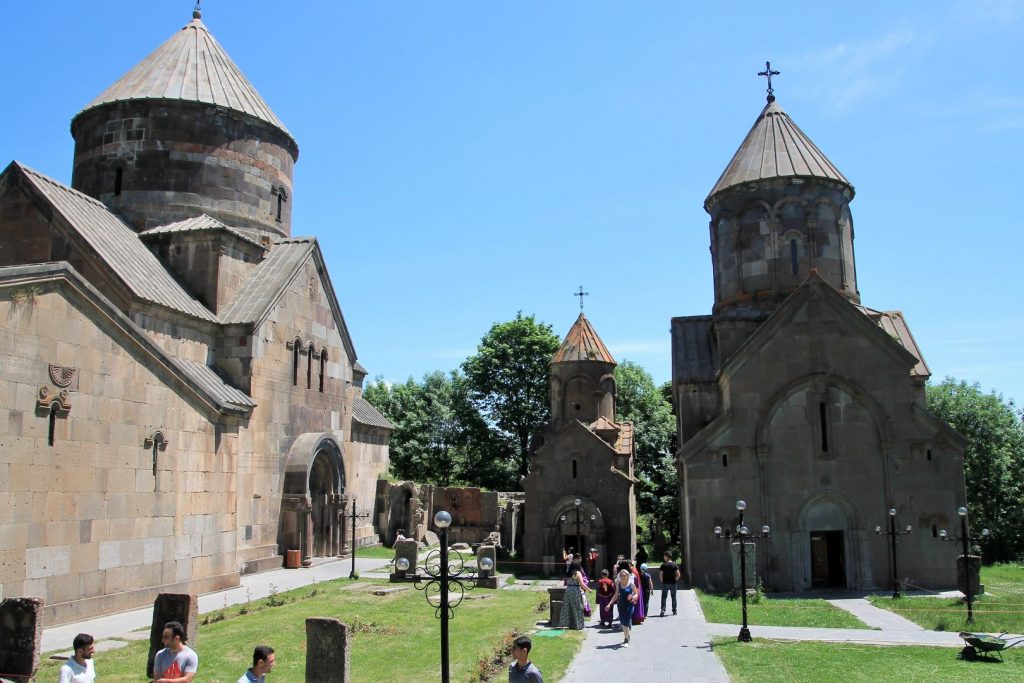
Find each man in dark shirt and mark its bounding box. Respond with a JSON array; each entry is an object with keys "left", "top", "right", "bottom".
[
  {"left": 660, "top": 552, "right": 680, "bottom": 616},
  {"left": 508, "top": 635, "right": 543, "bottom": 682}
]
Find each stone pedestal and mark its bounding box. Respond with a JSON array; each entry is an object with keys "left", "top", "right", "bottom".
[
  {"left": 147, "top": 593, "right": 198, "bottom": 679},
  {"left": 389, "top": 538, "right": 420, "bottom": 582},
  {"left": 476, "top": 545, "right": 498, "bottom": 589},
  {"left": 957, "top": 554, "right": 984, "bottom": 596},
  {"left": 548, "top": 587, "right": 565, "bottom": 626},
  {"left": 305, "top": 617, "right": 350, "bottom": 683},
  {"left": 0, "top": 597, "right": 45, "bottom": 681}
]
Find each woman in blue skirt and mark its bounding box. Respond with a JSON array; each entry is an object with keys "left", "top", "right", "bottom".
[{"left": 613, "top": 569, "right": 638, "bottom": 646}]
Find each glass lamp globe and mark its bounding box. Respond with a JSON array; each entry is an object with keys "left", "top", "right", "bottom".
[
  {"left": 736, "top": 500, "right": 747, "bottom": 511},
  {"left": 479, "top": 556, "right": 494, "bottom": 571},
  {"left": 434, "top": 510, "right": 452, "bottom": 529},
  {"left": 396, "top": 557, "right": 411, "bottom": 572}
]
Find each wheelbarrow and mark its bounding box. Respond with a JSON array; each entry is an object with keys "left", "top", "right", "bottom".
[{"left": 957, "top": 631, "right": 1024, "bottom": 661}]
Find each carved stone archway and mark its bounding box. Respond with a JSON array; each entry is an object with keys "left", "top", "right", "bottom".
[{"left": 280, "top": 433, "right": 346, "bottom": 565}]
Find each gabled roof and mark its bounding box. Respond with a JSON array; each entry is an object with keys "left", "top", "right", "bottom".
[
  {"left": 552, "top": 313, "right": 616, "bottom": 364},
  {"left": 219, "top": 236, "right": 358, "bottom": 363},
  {"left": 74, "top": 11, "right": 295, "bottom": 150},
  {"left": 140, "top": 214, "right": 266, "bottom": 251},
  {"left": 707, "top": 98, "right": 852, "bottom": 204},
  {"left": 0, "top": 262, "right": 253, "bottom": 416},
  {"left": 859, "top": 307, "right": 930, "bottom": 378},
  {"left": 8, "top": 162, "right": 217, "bottom": 322},
  {"left": 352, "top": 396, "right": 393, "bottom": 430}
]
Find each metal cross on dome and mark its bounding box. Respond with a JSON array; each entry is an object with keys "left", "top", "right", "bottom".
[
  {"left": 574, "top": 285, "right": 590, "bottom": 311},
  {"left": 758, "top": 61, "right": 781, "bottom": 99}
]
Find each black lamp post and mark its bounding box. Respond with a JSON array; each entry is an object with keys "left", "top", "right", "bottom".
[
  {"left": 393, "top": 510, "right": 494, "bottom": 683},
  {"left": 345, "top": 497, "right": 371, "bottom": 579},
  {"left": 714, "top": 500, "right": 770, "bottom": 643},
  {"left": 874, "top": 508, "right": 912, "bottom": 599},
  {"left": 938, "top": 506, "right": 989, "bottom": 623}
]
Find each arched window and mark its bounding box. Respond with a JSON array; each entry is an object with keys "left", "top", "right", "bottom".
[
  {"left": 790, "top": 238, "right": 799, "bottom": 275},
  {"left": 292, "top": 339, "right": 302, "bottom": 386},
  {"left": 307, "top": 343, "right": 315, "bottom": 389},
  {"left": 572, "top": 459, "right": 578, "bottom": 478},
  {"left": 114, "top": 167, "right": 123, "bottom": 196},
  {"left": 819, "top": 402, "right": 830, "bottom": 452},
  {"left": 319, "top": 348, "right": 328, "bottom": 393}
]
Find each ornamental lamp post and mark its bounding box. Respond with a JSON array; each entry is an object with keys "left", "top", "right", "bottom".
[
  {"left": 874, "top": 507, "right": 912, "bottom": 599},
  {"left": 392, "top": 509, "right": 493, "bottom": 683},
  {"left": 938, "top": 506, "right": 990, "bottom": 623},
  {"left": 713, "top": 499, "right": 769, "bottom": 642},
  {"left": 574, "top": 498, "right": 582, "bottom": 555}
]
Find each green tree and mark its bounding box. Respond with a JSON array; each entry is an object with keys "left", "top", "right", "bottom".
[
  {"left": 615, "top": 360, "right": 679, "bottom": 553},
  {"left": 462, "top": 312, "right": 561, "bottom": 478},
  {"left": 926, "top": 378, "right": 1024, "bottom": 561}
]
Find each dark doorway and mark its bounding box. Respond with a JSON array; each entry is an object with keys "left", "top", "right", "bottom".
[
  {"left": 810, "top": 530, "right": 846, "bottom": 588},
  {"left": 563, "top": 535, "right": 587, "bottom": 559}
]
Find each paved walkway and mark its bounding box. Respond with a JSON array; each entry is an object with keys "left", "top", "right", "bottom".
[
  {"left": 42, "top": 556, "right": 392, "bottom": 653},
  {"left": 560, "top": 590, "right": 730, "bottom": 683},
  {"left": 826, "top": 597, "right": 924, "bottom": 631}
]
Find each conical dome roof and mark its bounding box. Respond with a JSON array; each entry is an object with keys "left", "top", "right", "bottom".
[
  {"left": 552, "top": 313, "right": 616, "bottom": 365},
  {"left": 706, "top": 98, "right": 850, "bottom": 205},
  {"left": 73, "top": 11, "right": 295, "bottom": 147}
]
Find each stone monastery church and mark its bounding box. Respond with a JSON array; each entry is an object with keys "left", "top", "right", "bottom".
[
  {"left": 672, "top": 91, "right": 967, "bottom": 592},
  {"left": 0, "top": 9, "right": 392, "bottom": 625}
]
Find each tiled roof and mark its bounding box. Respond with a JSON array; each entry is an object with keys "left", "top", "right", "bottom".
[
  {"left": 14, "top": 162, "right": 217, "bottom": 322},
  {"left": 219, "top": 238, "right": 314, "bottom": 324},
  {"left": 707, "top": 98, "right": 851, "bottom": 202},
  {"left": 140, "top": 214, "right": 266, "bottom": 250},
  {"left": 859, "top": 307, "right": 931, "bottom": 378},
  {"left": 671, "top": 316, "right": 718, "bottom": 383},
  {"left": 552, "top": 313, "right": 616, "bottom": 364},
  {"left": 352, "top": 396, "right": 393, "bottom": 430},
  {"left": 172, "top": 358, "right": 256, "bottom": 410},
  {"left": 75, "top": 12, "right": 295, "bottom": 147},
  {"left": 614, "top": 422, "right": 634, "bottom": 456}
]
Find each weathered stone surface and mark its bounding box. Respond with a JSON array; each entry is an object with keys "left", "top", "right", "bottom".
[
  {"left": 476, "top": 545, "right": 498, "bottom": 589},
  {"left": 0, "top": 597, "right": 44, "bottom": 679},
  {"left": 305, "top": 617, "right": 350, "bottom": 683},
  {"left": 146, "top": 593, "right": 198, "bottom": 679},
  {"left": 957, "top": 555, "right": 983, "bottom": 596},
  {"left": 389, "top": 539, "right": 419, "bottom": 583},
  {"left": 547, "top": 587, "right": 565, "bottom": 626}
]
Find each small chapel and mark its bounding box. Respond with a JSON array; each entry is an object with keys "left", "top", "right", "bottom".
[
  {"left": 522, "top": 313, "right": 636, "bottom": 574},
  {"left": 671, "top": 83, "right": 967, "bottom": 592},
  {"left": 0, "top": 9, "right": 391, "bottom": 625}
]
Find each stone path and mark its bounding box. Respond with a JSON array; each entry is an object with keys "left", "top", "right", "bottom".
[{"left": 826, "top": 597, "right": 924, "bottom": 631}]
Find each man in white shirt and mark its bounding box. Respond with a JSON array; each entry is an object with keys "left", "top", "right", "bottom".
[{"left": 58, "top": 633, "right": 96, "bottom": 683}]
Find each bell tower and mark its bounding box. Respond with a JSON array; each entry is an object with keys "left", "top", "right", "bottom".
[{"left": 548, "top": 313, "right": 617, "bottom": 427}]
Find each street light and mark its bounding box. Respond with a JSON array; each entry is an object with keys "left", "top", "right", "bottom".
[
  {"left": 574, "top": 498, "right": 582, "bottom": 555},
  {"left": 713, "top": 499, "right": 769, "bottom": 642},
  {"left": 393, "top": 509, "right": 494, "bottom": 683},
  {"left": 874, "top": 507, "right": 912, "bottom": 599},
  {"left": 937, "top": 506, "right": 990, "bottom": 623}
]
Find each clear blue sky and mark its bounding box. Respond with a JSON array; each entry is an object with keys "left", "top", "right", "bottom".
[{"left": 5, "top": 1, "right": 1022, "bottom": 404}]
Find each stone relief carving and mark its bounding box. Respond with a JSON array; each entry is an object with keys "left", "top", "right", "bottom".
[{"left": 48, "top": 364, "right": 77, "bottom": 388}]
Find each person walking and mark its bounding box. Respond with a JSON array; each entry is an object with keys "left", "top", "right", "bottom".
[
  {"left": 613, "top": 569, "right": 638, "bottom": 647},
  {"left": 558, "top": 559, "right": 588, "bottom": 630},
  {"left": 639, "top": 563, "right": 654, "bottom": 619},
  {"left": 508, "top": 635, "right": 543, "bottom": 682},
  {"left": 595, "top": 568, "right": 616, "bottom": 627},
  {"left": 152, "top": 620, "right": 198, "bottom": 683},
  {"left": 627, "top": 560, "right": 646, "bottom": 624},
  {"left": 237, "top": 645, "right": 275, "bottom": 683},
  {"left": 58, "top": 633, "right": 95, "bottom": 683},
  {"left": 659, "top": 551, "right": 680, "bottom": 616}
]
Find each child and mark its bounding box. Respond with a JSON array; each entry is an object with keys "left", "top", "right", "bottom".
[{"left": 595, "top": 569, "right": 616, "bottom": 628}]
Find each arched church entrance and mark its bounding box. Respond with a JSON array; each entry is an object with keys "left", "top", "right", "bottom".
[
  {"left": 280, "top": 434, "right": 346, "bottom": 566},
  {"left": 545, "top": 496, "right": 606, "bottom": 577},
  {"left": 794, "top": 495, "right": 857, "bottom": 590}
]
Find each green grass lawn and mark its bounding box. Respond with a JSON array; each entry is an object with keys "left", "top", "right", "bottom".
[
  {"left": 714, "top": 638, "right": 1024, "bottom": 682},
  {"left": 868, "top": 563, "right": 1024, "bottom": 633},
  {"left": 697, "top": 591, "right": 868, "bottom": 628},
  {"left": 36, "top": 579, "right": 584, "bottom": 682},
  {"left": 353, "top": 544, "right": 399, "bottom": 560}
]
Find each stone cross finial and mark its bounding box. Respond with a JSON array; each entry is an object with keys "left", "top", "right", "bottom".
[
  {"left": 757, "top": 61, "right": 781, "bottom": 101},
  {"left": 574, "top": 285, "right": 589, "bottom": 311}
]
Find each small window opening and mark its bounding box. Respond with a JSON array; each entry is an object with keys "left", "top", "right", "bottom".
[
  {"left": 292, "top": 340, "right": 301, "bottom": 386},
  {"left": 926, "top": 449, "right": 932, "bottom": 461},
  {"left": 722, "top": 453, "right": 728, "bottom": 468},
  {"left": 572, "top": 459, "right": 577, "bottom": 478},
  {"left": 114, "top": 167, "right": 123, "bottom": 196},
  {"left": 319, "top": 348, "right": 327, "bottom": 393},
  {"left": 306, "top": 343, "right": 315, "bottom": 389},
  {"left": 819, "top": 402, "right": 829, "bottom": 452},
  {"left": 276, "top": 193, "right": 284, "bottom": 221},
  {"left": 790, "top": 238, "right": 799, "bottom": 275},
  {"left": 48, "top": 405, "right": 57, "bottom": 447},
  {"left": 932, "top": 524, "right": 938, "bottom": 538},
  {"left": 573, "top": 402, "right": 582, "bottom": 411}
]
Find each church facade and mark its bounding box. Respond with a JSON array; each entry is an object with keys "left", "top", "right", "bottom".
[
  {"left": 672, "top": 93, "right": 967, "bottom": 592},
  {"left": 523, "top": 314, "right": 636, "bottom": 574},
  {"left": 0, "top": 10, "right": 390, "bottom": 625}
]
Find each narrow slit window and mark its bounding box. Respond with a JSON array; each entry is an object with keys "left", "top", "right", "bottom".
[
  {"left": 572, "top": 459, "right": 577, "bottom": 478},
  {"left": 932, "top": 524, "right": 938, "bottom": 538},
  {"left": 307, "top": 344, "right": 315, "bottom": 389},
  {"left": 319, "top": 348, "right": 327, "bottom": 393},
  {"left": 292, "top": 340, "right": 301, "bottom": 386},
  {"left": 114, "top": 167, "right": 123, "bottom": 196},
  {"left": 790, "top": 239, "right": 799, "bottom": 274},
  {"left": 926, "top": 449, "right": 932, "bottom": 461},
  {"left": 819, "top": 402, "right": 829, "bottom": 452},
  {"left": 48, "top": 405, "right": 57, "bottom": 447},
  {"left": 276, "top": 193, "right": 284, "bottom": 221},
  {"left": 722, "top": 453, "right": 728, "bottom": 468}
]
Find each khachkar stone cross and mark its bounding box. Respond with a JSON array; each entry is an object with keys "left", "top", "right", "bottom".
[
  {"left": 574, "top": 285, "right": 589, "bottom": 311},
  {"left": 758, "top": 61, "right": 781, "bottom": 101}
]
